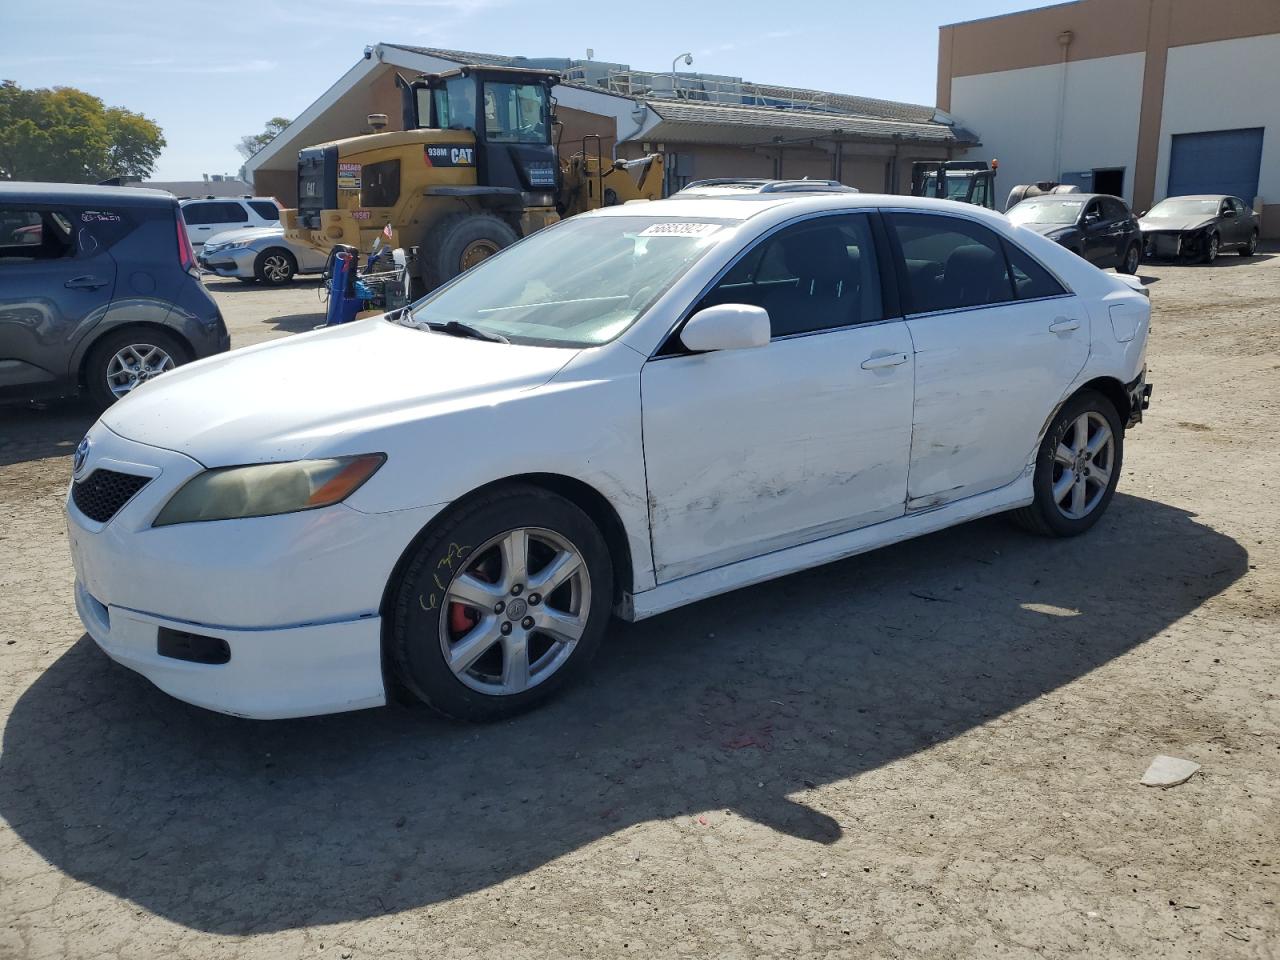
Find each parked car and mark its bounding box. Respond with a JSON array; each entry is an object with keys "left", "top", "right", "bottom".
[
  {"left": 67, "top": 182, "right": 1151, "bottom": 721},
  {"left": 1138, "top": 195, "right": 1259, "bottom": 263},
  {"left": 179, "top": 196, "right": 279, "bottom": 249},
  {"left": 1, "top": 182, "right": 229, "bottom": 407},
  {"left": 198, "top": 226, "right": 328, "bottom": 285},
  {"left": 1006, "top": 193, "right": 1143, "bottom": 274}
]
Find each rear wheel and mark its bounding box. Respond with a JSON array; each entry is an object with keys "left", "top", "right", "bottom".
[
  {"left": 1118, "top": 242, "right": 1141, "bottom": 274},
  {"left": 388, "top": 484, "right": 613, "bottom": 721},
  {"left": 418, "top": 212, "right": 519, "bottom": 294},
  {"left": 1012, "top": 389, "right": 1123, "bottom": 537},
  {"left": 1240, "top": 230, "right": 1258, "bottom": 257},
  {"left": 84, "top": 328, "right": 190, "bottom": 409},
  {"left": 254, "top": 248, "right": 297, "bottom": 285}
]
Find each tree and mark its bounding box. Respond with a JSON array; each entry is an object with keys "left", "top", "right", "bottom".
[
  {"left": 237, "top": 117, "right": 291, "bottom": 160},
  {"left": 0, "top": 80, "right": 165, "bottom": 182}
]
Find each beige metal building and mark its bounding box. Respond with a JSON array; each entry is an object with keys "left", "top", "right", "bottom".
[
  {"left": 938, "top": 0, "right": 1280, "bottom": 234},
  {"left": 247, "top": 44, "right": 976, "bottom": 207}
]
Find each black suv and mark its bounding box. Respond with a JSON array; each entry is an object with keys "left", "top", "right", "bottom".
[
  {"left": 0, "top": 182, "right": 229, "bottom": 407},
  {"left": 1006, "top": 193, "right": 1144, "bottom": 275}
]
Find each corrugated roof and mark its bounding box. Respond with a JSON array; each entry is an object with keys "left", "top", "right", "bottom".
[{"left": 642, "top": 100, "right": 975, "bottom": 146}]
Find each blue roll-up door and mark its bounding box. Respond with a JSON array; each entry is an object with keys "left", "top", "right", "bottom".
[{"left": 1167, "top": 128, "right": 1264, "bottom": 202}]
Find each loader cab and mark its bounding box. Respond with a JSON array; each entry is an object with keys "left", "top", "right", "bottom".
[
  {"left": 911, "top": 160, "right": 998, "bottom": 209},
  {"left": 404, "top": 65, "right": 561, "bottom": 199}
]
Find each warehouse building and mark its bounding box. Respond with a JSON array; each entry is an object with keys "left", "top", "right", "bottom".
[
  {"left": 938, "top": 0, "right": 1280, "bottom": 234},
  {"left": 246, "top": 44, "right": 976, "bottom": 207}
]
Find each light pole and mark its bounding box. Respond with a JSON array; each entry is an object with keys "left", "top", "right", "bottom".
[{"left": 671, "top": 52, "right": 692, "bottom": 98}]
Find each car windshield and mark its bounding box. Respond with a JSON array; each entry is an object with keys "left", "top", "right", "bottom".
[
  {"left": 1007, "top": 198, "right": 1084, "bottom": 225},
  {"left": 404, "top": 216, "right": 730, "bottom": 347},
  {"left": 1148, "top": 198, "right": 1221, "bottom": 217}
]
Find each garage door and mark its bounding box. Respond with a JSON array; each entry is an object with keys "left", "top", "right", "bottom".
[{"left": 1167, "top": 128, "right": 1264, "bottom": 202}]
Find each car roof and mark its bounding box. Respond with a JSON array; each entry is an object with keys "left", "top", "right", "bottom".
[
  {"left": 0, "top": 181, "right": 176, "bottom": 207},
  {"left": 1159, "top": 194, "right": 1233, "bottom": 201},
  {"left": 587, "top": 191, "right": 1016, "bottom": 228}
]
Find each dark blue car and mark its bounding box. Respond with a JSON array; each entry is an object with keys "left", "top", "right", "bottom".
[{"left": 0, "top": 182, "right": 229, "bottom": 407}]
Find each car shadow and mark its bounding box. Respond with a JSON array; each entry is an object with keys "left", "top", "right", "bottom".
[
  {"left": 202, "top": 277, "right": 326, "bottom": 293},
  {"left": 266, "top": 311, "right": 327, "bottom": 334},
  {"left": 0, "top": 397, "right": 98, "bottom": 467},
  {"left": 0, "top": 494, "right": 1246, "bottom": 934},
  {"left": 1144, "top": 252, "right": 1274, "bottom": 268}
]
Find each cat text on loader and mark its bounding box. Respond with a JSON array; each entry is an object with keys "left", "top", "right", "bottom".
[{"left": 280, "top": 65, "right": 663, "bottom": 294}]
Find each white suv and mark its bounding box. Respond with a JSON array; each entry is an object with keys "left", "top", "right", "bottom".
[
  {"left": 179, "top": 197, "right": 279, "bottom": 248},
  {"left": 68, "top": 182, "right": 1151, "bottom": 721}
]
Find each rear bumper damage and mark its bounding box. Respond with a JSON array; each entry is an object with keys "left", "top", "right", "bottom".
[{"left": 1126, "top": 366, "right": 1152, "bottom": 428}]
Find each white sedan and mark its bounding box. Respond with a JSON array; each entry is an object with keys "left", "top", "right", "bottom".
[{"left": 66, "top": 182, "right": 1152, "bottom": 721}]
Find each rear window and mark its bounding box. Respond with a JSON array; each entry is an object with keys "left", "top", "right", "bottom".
[{"left": 248, "top": 200, "right": 280, "bottom": 221}]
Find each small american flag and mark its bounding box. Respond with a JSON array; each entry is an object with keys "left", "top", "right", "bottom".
[{"left": 383, "top": 223, "right": 393, "bottom": 240}]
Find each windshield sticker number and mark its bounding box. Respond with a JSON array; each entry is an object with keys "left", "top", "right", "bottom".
[{"left": 637, "top": 222, "right": 721, "bottom": 238}]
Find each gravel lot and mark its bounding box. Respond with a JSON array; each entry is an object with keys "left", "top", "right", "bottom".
[{"left": 1, "top": 261, "right": 1277, "bottom": 960}]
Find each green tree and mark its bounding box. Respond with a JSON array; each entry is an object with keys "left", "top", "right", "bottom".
[
  {"left": 237, "top": 117, "right": 291, "bottom": 160},
  {"left": 0, "top": 80, "right": 165, "bottom": 182}
]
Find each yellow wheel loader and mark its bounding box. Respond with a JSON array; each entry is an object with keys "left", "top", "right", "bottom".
[{"left": 280, "top": 65, "right": 663, "bottom": 294}]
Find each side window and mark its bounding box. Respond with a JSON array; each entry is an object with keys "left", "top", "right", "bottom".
[
  {"left": 1002, "top": 240, "right": 1068, "bottom": 301},
  {"left": 1083, "top": 200, "right": 1103, "bottom": 224},
  {"left": 181, "top": 202, "right": 214, "bottom": 225},
  {"left": 215, "top": 202, "right": 249, "bottom": 223},
  {"left": 248, "top": 200, "right": 280, "bottom": 221},
  {"left": 361, "top": 159, "right": 401, "bottom": 207},
  {"left": 885, "top": 212, "right": 1015, "bottom": 314},
  {"left": 0, "top": 208, "right": 75, "bottom": 261},
  {"left": 695, "top": 214, "right": 883, "bottom": 338},
  {"left": 1102, "top": 198, "right": 1128, "bottom": 221}
]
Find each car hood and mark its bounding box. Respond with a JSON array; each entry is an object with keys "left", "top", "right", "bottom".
[
  {"left": 101, "top": 318, "right": 578, "bottom": 466},
  {"left": 1016, "top": 222, "right": 1075, "bottom": 237},
  {"left": 204, "top": 226, "right": 283, "bottom": 247},
  {"left": 1138, "top": 215, "right": 1214, "bottom": 232}
]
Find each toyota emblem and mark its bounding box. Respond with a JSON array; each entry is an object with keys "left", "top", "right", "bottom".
[{"left": 73, "top": 436, "right": 91, "bottom": 476}]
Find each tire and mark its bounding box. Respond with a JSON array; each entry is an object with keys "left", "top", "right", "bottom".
[
  {"left": 1118, "top": 242, "right": 1141, "bottom": 275},
  {"left": 418, "top": 212, "right": 519, "bottom": 293},
  {"left": 388, "top": 483, "right": 614, "bottom": 721},
  {"left": 84, "top": 327, "right": 191, "bottom": 409},
  {"left": 254, "top": 247, "right": 297, "bottom": 285},
  {"left": 1240, "top": 230, "right": 1258, "bottom": 257},
  {"left": 1202, "top": 231, "right": 1219, "bottom": 264},
  {"left": 1012, "top": 389, "right": 1123, "bottom": 538}
]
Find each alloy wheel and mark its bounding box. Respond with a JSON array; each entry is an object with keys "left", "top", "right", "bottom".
[
  {"left": 1124, "top": 245, "right": 1140, "bottom": 273},
  {"left": 104, "top": 343, "right": 175, "bottom": 399},
  {"left": 1051, "top": 411, "right": 1115, "bottom": 520},
  {"left": 439, "top": 526, "right": 591, "bottom": 696},
  {"left": 262, "top": 253, "right": 292, "bottom": 282}
]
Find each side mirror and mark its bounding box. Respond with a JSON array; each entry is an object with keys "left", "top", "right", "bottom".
[
  {"left": 1223, "top": 208, "right": 1236, "bottom": 218},
  {"left": 680, "top": 304, "right": 770, "bottom": 352}
]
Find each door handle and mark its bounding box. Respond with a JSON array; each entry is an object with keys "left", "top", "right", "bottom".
[
  {"left": 861, "top": 352, "right": 909, "bottom": 370},
  {"left": 1049, "top": 317, "right": 1080, "bottom": 333},
  {"left": 64, "top": 275, "right": 107, "bottom": 290}
]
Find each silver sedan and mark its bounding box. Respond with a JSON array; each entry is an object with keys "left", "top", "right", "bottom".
[{"left": 197, "top": 227, "right": 328, "bottom": 285}]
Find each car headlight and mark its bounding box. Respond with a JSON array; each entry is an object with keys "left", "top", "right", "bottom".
[{"left": 153, "top": 454, "right": 385, "bottom": 526}]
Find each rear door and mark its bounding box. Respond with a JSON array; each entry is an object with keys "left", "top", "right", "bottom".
[
  {"left": 883, "top": 211, "right": 1088, "bottom": 509},
  {"left": 0, "top": 205, "right": 118, "bottom": 393},
  {"left": 181, "top": 200, "right": 249, "bottom": 247}
]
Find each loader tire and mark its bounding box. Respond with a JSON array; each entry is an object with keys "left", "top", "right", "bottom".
[{"left": 419, "top": 213, "right": 518, "bottom": 293}]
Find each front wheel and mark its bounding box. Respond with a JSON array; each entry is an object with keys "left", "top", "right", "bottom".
[
  {"left": 1202, "top": 232, "right": 1219, "bottom": 264},
  {"left": 388, "top": 484, "right": 614, "bottom": 721},
  {"left": 1012, "top": 389, "right": 1123, "bottom": 537},
  {"left": 1118, "top": 242, "right": 1141, "bottom": 275},
  {"left": 254, "top": 248, "right": 297, "bottom": 285}
]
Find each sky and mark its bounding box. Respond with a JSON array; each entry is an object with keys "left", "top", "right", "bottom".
[{"left": 3, "top": 0, "right": 1060, "bottom": 181}]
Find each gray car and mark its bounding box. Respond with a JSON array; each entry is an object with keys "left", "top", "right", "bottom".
[
  {"left": 197, "top": 226, "right": 327, "bottom": 285},
  {"left": 1139, "top": 195, "right": 1259, "bottom": 263},
  {"left": 0, "top": 182, "right": 229, "bottom": 407}
]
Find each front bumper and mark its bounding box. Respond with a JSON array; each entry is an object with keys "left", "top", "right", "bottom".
[
  {"left": 66, "top": 422, "right": 445, "bottom": 718},
  {"left": 1143, "top": 230, "right": 1202, "bottom": 260},
  {"left": 197, "top": 248, "right": 255, "bottom": 279}
]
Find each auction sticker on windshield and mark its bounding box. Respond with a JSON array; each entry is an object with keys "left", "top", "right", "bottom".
[{"left": 637, "top": 222, "right": 723, "bottom": 238}]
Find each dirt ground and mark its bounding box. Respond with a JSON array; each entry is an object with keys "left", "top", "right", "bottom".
[{"left": 1, "top": 260, "right": 1277, "bottom": 960}]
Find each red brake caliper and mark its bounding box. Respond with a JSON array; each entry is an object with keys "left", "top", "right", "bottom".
[{"left": 448, "top": 603, "right": 478, "bottom": 636}]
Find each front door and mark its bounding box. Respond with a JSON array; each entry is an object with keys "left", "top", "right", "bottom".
[
  {"left": 641, "top": 214, "right": 915, "bottom": 582},
  {"left": 883, "top": 211, "right": 1090, "bottom": 509}
]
